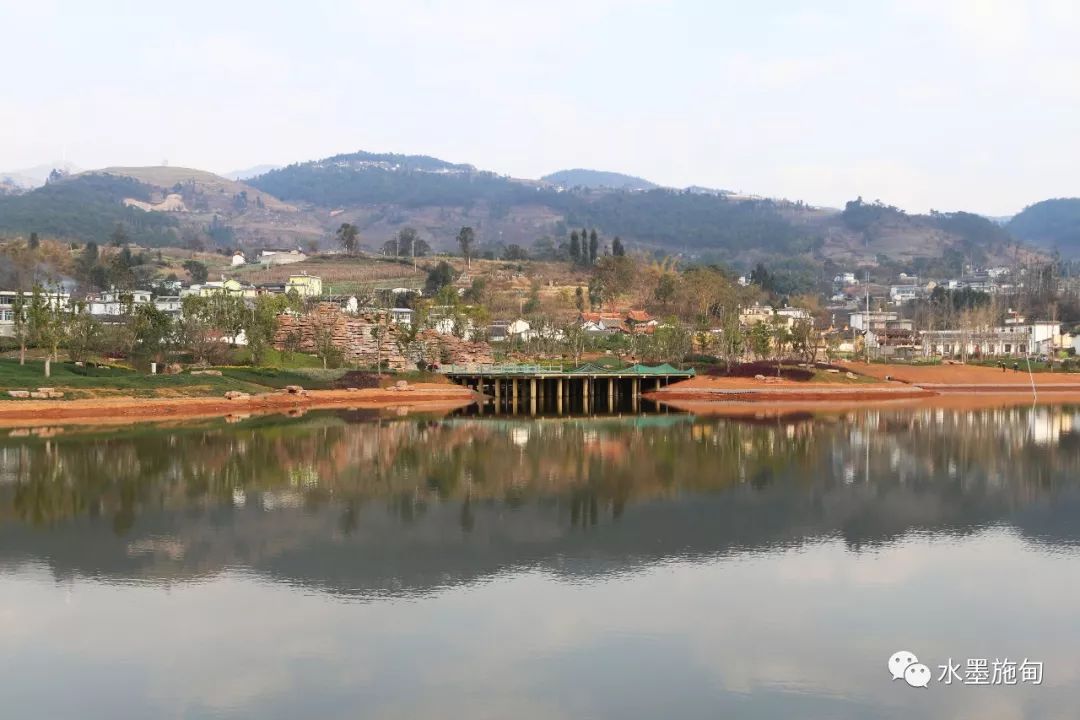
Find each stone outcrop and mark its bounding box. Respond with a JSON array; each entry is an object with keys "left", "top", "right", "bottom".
[
  {"left": 272, "top": 304, "right": 494, "bottom": 370},
  {"left": 274, "top": 304, "right": 412, "bottom": 370}
]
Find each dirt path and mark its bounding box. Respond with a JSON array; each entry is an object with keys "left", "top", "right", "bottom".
[{"left": 0, "top": 384, "right": 477, "bottom": 427}]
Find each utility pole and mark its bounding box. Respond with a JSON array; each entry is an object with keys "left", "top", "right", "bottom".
[{"left": 865, "top": 270, "right": 871, "bottom": 364}]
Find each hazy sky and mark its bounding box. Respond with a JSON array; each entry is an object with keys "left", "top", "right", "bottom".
[{"left": 2, "top": 0, "right": 1078, "bottom": 215}]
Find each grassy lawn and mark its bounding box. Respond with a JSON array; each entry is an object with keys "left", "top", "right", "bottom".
[
  {"left": 0, "top": 359, "right": 269, "bottom": 398},
  {"left": 0, "top": 357, "right": 447, "bottom": 399}
]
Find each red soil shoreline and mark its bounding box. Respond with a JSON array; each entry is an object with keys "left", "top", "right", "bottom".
[{"left": 0, "top": 384, "right": 477, "bottom": 427}]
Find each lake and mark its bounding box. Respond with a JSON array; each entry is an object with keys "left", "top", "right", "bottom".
[{"left": 1, "top": 404, "right": 1079, "bottom": 719}]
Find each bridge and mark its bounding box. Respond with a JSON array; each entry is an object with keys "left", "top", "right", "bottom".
[{"left": 441, "top": 362, "right": 695, "bottom": 413}]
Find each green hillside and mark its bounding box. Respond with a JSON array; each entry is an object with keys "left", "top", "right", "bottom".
[
  {"left": 0, "top": 174, "right": 179, "bottom": 246},
  {"left": 1008, "top": 198, "right": 1080, "bottom": 257},
  {"left": 542, "top": 168, "right": 658, "bottom": 191}
]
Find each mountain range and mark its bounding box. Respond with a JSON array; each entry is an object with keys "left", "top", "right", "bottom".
[{"left": 1, "top": 150, "right": 1078, "bottom": 269}]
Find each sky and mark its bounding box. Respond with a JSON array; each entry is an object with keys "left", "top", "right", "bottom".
[{"left": 2, "top": 0, "right": 1079, "bottom": 215}]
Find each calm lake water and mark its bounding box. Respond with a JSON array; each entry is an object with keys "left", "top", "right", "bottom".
[{"left": 2, "top": 405, "right": 1080, "bottom": 719}]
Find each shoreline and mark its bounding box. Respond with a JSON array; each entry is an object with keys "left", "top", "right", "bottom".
[{"left": 0, "top": 384, "right": 478, "bottom": 427}]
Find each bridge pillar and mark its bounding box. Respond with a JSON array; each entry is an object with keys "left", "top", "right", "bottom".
[
  {"left": 607, "top": 378, "right": 614, "bottom": 413},
  {"left": 494, "top": 378, "right": 501, "bottom": 405},
  {"left": 556, "top": 377, "right": 563, "bottom": 414},
  {"left": 512, "top": 377, "right": 519, "bottom": 408}
]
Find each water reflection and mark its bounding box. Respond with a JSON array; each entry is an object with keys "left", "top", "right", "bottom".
[
  {"left": 2, "top": 406, "right": 1079, "bottom": 591},
  {"left": 2, "top": 406, "right": 1080, "bottom": 720}
]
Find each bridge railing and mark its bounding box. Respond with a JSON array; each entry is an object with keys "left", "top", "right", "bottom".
[{"left": 439, "top": 363, "right": 566, "bottom": 375}]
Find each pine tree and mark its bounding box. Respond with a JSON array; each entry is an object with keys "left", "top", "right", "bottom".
[
  {"left": 588, "top": 229, "right": 598, "bottom": 264},
  {"left": 569, "top": 231, "right": 580, "bottom": 263},
  {"left": 612, "top": 236, "right": 625, "bottom": 257}
]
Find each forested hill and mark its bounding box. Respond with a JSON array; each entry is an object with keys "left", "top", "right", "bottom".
[
  {"left": 246, "top": 152, "right": 1024, "bottom": 264},
  {"left": 0, "top": 149, "right": 1047, "bottom": 268},
  {"left": 542, "top": 168, "right": 658, "bottom": 190},
  {"left": 1007, "top": 198, "right": 1080, "bottom": 257},
  {"left": 0, "top": 173, "right": 180, "bottom": 246},
  {"left": 250, "top": 151, "right": 539, "bottom": 209}
]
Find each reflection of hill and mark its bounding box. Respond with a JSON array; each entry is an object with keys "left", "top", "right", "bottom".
[{"left": 1, "top": 407, "right": 1079, "bottom": 597}]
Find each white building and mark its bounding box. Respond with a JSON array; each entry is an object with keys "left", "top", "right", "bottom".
[
  {"left": 154, "top": 296, "right": 183, "bottom": 315},
  {"left": 849, "top": 310, "right": 899, "bottom": 332},
  {"left": 87, "top": 289, "right": 152, "bottom": 316},
  {"left": 259, "top": 249, "right": 307, "bottom": 266},
  {"left": 231, "top": 251, "right": 246, "bottom": 266},
  {"left": 0, "top": 290, "right": 70, "bottom": 337}
]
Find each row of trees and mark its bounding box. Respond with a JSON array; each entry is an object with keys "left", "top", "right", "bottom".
[{"left": 7, "top": 287, "right": 304, "bottom": 375}]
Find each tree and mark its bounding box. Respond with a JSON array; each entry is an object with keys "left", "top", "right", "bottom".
[
  {"left": 336, "top": 223, "right": 359, "bottom": 254},
  {"left": 717, "top": 310, "right": 745, "bottom": 370},
  {"left": 587, "top": 276, "right": 604, "bottom": 310},
  {"left": 369, "top": 312, "right": 392, "bottom": 376},
  {"left": 749, "top": 321, "right": 771, "bottom": 361},
  {"left": 589, "top": 229, "right": 598, "bottom": 264},
  {"left": 456, "top": 226, "right": 476, "bottom": 268},
  {"left": 612, "top": 236, "right": 625, "bottom": 257},
  {"left": 502, "top": 244, "right": 528, "bottom": 261},
  {"left": 27, "top": 286, "right": 63, "bottom": 377},
  {"left": 770, "top": 317, "right": 792, "bottom": 376},
  {"left": 425, "top": 261, "right": 456, "bottom": 296},
  {"left": 594, "top": 256, "right": 636, "bottom": 307},
  {"left": 126, "top": 304, "right": 173, "bottom": 364},
  {"left": 10, "top": 294, "right": 29, "bottom": 365},
  {"left": 65, "top": 302, "right": 102, "bottom": 363},
  {"left": 209, "top": 294, "right": 246, "bottom": 345},
  {"left": 575, "top": 286, "right": 585, "bottom": 312},
  {"left": 182, "top": 259, "right": 208, "bottom": 284},
  {"left": 655, "top": 272, "right": 677, "bottom": 308},
  {"left": 28, "top": 232, "right": 39, "bottom": 250},
  {"left": 110, "top": 224, "right": 129, "bottom": 248},
  {"left": 790, "top": 319, "right": 818, "bottom": 365},
  {"left": 569, "top": 231, "right": 581, "bottom": 264},
  {"left": 245, "top": 294, "right": 290, "bottom": 365},
  {"left": 178, "top": 296, "right": 221, "bottom": 365},
  {"left": 522, "top": 279, "right": 541, "bottom": 314}
]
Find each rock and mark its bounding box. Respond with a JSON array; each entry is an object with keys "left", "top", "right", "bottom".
[
  {"left": 346, "top": 387, "right": 360, "bottom": 392},
  {"left": 37, "top": 387, "right": 55, "bottom": 393},
  {"left": 284, "top": 385, "right": 306, "bottom": 395},
  {"left": 826, "top": 368, "right": 841, "bottom": 374},
  {"left": 395, "top": 380, "right": 409, "bottom": 389},
  {"left": 164, "top": 363, "right": 183, "bottom": 375},
  {"left": 46, "top": 391, "right": 64, "bottom": 399},
  {"left": 29, "top": 392, "right": 48, "bottom": 399},
  {"left": 845, "top": 372, "right": 858, "bottom": 380},
  {"left": 224, "top": 391, "right": 250, "bottom": 400},
  {"left": 764, "top": 376, "right": 783, "bottom": 384},
  {"left": 754, "top": 374, "right": 767, "bottom": 381},
  {"left": 7, "top": 390, "right": 30, "bottom": 398},
  {"left": 191, "top": 369, "right": 223, "bottom": 376},
  {"left": 272, "top": 303, "right": 495, "bottom": 371}
]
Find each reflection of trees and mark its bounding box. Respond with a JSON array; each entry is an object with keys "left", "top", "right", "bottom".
[{"left": 1, "top": 407, "right": 1079, "bottom": 535}]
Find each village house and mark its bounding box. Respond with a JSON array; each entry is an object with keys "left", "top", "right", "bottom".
[
  {"left": 849, "top": 310, "right": 899, "bottom": 332},
  {"left": 285, "top": 273, "right": 322, "bottom": 297},
  {"left": 258, "top": 249, "right": 307, "bottom": 266},
  {"left": 153, "top": 295, "right": 183, "bottom": 315},
  {"left": 0, "top": 289, "right": 71, "bottom": 337},
  {"left": 187, "top": 278, "right": 257, "bottom": 299},
  {"left": 921, "top": 321, "right": 1064, "bottom": 358},
  {"left": 231, "top": 251, "right": 246, "bottom": 267},
  {"left": 87, "top": 289, "right": 152, "bottom": 316},
  {"left": 740, "top": 304, "right": 813, "bottom": 329}
]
